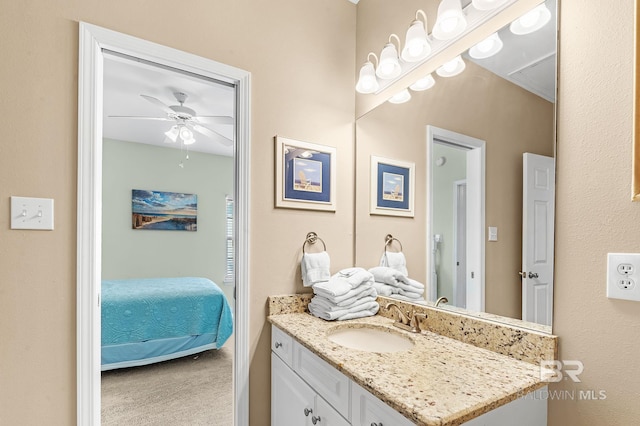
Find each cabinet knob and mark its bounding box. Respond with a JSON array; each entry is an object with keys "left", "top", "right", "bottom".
[
  {"left": 304, "top": 408, "right": 312, "bottom": 417},
  {"left": 312, "top": 415, "right": 322, "bottom": 424},
  {"left": 274, "top": 341, "right": 283, "bottom": 348}
]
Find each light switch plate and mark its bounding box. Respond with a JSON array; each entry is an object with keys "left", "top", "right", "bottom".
[
  {"left": 607, "top": 253, "right": 640, "bottom": 301},
  {"left": 10, "top": 196, "right": 54, "bottom": 230},
  {"left": 488, "top": 226, "right": 498, "bottom": 242}
]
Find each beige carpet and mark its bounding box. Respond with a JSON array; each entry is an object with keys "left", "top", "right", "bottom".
[{"left": 101, "top": 346, "right": 233, "bottom": 426}]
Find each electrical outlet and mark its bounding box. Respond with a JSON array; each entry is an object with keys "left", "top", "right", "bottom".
[{"left": 607, "top": 253, "right": 640, "bottom": 301}]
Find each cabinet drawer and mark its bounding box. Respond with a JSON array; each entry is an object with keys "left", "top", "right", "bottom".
[
  {"left": 351, "top": 382, "right": 415, "bottom": 426},
  {"left": 271, "top": 325, "right": 294, "bottom": 367},
  {"left": 293, "top": 341, "right": 351, "bottom": 419}
]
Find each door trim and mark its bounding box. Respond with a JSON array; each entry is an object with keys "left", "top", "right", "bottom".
[{"left": 77, "top": 22, "right": 251, "bottom": 425}]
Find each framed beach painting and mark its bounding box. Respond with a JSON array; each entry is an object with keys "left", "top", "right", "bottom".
[
  {"left": 370, "top": 156, "right": 415, "bottom": 217},
  {"left": 274, "top": 136, "right": 337, "bottom": 211},
  {"left": 132, "top": 189, "right": 198, "bottom": 231}
]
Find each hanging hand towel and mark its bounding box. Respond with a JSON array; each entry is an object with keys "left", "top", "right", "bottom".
[
  {"left": 380, "top": 251, "right": 409, "bottom": 276},
  {"left": 301, "top": 251, "right": 331, "bottom": 287}
]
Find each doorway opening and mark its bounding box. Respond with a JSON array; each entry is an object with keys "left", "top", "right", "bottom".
[{"left": 427, "top": 126, "right": 485, "bottom": 312}]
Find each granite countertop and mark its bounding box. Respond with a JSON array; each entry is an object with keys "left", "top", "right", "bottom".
[{"left": 268, "top": 312, "right": 547, "bottom": 426}]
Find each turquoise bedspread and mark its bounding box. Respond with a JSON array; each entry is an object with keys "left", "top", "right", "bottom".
[{"left": 101, "top": 277, "right": 233, "bottom": 350}]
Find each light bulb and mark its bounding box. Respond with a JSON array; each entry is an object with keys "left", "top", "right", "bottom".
[
  {"left": 469, "top": 32, "right": 503, "bottom": 59},
  {"left": 436, "top": 56, "right": 465, "bottom": 77},
  {"left": 356, "top": 61, "right": 379, "bottom": 94},
  {"left": 376, "top": 42, "right": 401, "bottom": 79},
  {"left": 433, "top": 0, "right": 467, "bottom": 41},
  {"left": 402, "top": 19, "right": 431, "bottom": 63},
  {"left": 510, "top": 4, "right": 551, "bottom": 35},
  {"left": 409, "top": 74, "right": 435, "bottom": 91},
  {"left": 388, "top": 89, "right": 411, "bottom": 104},
  {"left": 179, "top": 126, "right": 193, "bottom": 141},
  {"left": 440, "top": 17, "right": 459, "bottom": 33}
]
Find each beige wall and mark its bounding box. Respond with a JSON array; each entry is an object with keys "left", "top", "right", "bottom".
[
  {"left": 549, "top": 0, "right": 640, "bottom": 424},
  {"left": 0, "top": 1, "right": 355, "bottom": 424},
  {"left": 355, "top": 59, "right": 554, "bottom": 319},
  {"left": 2, "top": 0, "right": 640, "bottom": 424}
]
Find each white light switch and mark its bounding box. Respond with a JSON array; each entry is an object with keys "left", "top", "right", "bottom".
[
  {"left": 488, "top": 226, "right": 498, "bottom": 242},
  {"left": 11, "top": 196, "right": 54, "bottom": 230}
]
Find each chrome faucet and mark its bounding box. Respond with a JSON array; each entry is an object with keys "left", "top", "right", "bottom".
[
  {"left": 385, "top": 303, "right": 428, "bottom": 333},
  {"left": 435, "top": 296, "right": 448, "bottom": 307}
]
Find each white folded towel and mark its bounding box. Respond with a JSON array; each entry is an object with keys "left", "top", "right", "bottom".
[
  {"left": 372, "top": 282, "right": 392, "bottom": 297},
  {"left": 312, "top": 286, "right": 377, "bottom": 307},
  {"left": 301, "top": 251, "right": 331, "bottom": 287},
  {"left": 369, "top": 266, "right": 410, "bottom": 286},
  {"left": 312, "top": 267, "right": 374, "bottom": 297},
  {"left": 308, "top": 300, "right": 379, "bottom": 321},
  {"left": 380, "top": 251, "right": 408, "bottom": 276},
  {"left": 309, "top": 295, "right": 378, "bottom": 313}
]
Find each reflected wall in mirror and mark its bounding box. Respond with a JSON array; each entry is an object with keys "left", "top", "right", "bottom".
[{"left": 355, "top": 0, "right": 556, "bottom": 332}]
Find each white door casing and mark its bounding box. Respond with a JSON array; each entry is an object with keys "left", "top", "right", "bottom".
[
  {"left": 453, "top": 180, "right": 467, "bottom": 308},
  {"left": 522, "top": 153, "right": 555, "bottom": 326},
  {"left": 77, "top": 22, "right": 251, "bottom": 425}
]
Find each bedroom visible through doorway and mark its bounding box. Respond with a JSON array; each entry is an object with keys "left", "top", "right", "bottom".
[{"left": 100, "top": 52, "right": 236, "bottom": 424}]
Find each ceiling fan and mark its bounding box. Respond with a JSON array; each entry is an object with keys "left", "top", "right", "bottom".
[{"left": 110, "top": 91, "right": 234, "bottom": 147}]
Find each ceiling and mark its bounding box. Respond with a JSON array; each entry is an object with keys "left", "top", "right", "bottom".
[
  {"left": 103, "top": 1, "right": 556, "bottom": 155},
  {"left": 103, "top": 53, "right": 236, "bottom": 157},
  {"left": 464, "top": 0, "right": 557, "bottom": 103}
]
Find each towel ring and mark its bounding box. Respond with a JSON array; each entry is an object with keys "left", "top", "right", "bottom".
[
  {"left": 384, "top": 234, "right": 403, "bottom": 253},
  {"left": 302, "top": 232, "right": 327, "bottom": 253}
]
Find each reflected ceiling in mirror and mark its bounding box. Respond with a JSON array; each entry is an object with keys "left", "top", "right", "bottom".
[{"left": 354, "top": 0, "right": 557, "bottom": 333}]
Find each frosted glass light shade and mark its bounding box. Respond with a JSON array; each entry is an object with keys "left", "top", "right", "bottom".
[
  {"left": 510, "top": 4, "right": 551, "bottom": 35},
  {"left": 432, "top": 0, "right": 467, "bottom": 40},
  {"left": 356, "top": 61, "right": 380, "bottom": 94},
  {"left": 436, "top": 55, "right": 466, "bottom": 77},
  {"left": 469, "top": 32, "right": 504, "bottom": 59},
  {"left": 388, "top": 89, "right": 411, "bottom": 104},
  {"left": 164, "top": 125, "right": 179, "bottom": 142},
  {"left": 472, "top": 0, "right": 509, "bottom": 11},
  {"left": 376, "top": 43, "right": 402, "bottom": 79},
  {"left": 409, "top": 74, "right": 436, "bottom": 91},
  {"left": 401, "top": 20, "right": 431, "bottom": 63}
]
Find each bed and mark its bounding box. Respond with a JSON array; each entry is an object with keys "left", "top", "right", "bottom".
[{"left": 101, "top": 277, "right": 233, "bottom": 371}]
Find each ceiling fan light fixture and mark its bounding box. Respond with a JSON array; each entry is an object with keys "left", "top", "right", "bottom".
[
  {"left": 432, "top": 0, "right": 467, "bottom": 41},
  {"left": 469, "top": 32, "right": 504, "bottom": 59},
  {"left": 182, "top": 136, "right": 196, "bottom": 145},
  {"left": 510, "top": 4, "right": 551, "bottom": 35},
  {"left": 179, "top": 126, "right": 193, "bottom": 141},
  {"left": 164, "top": 125, "right": 179, "bottom": 142}
]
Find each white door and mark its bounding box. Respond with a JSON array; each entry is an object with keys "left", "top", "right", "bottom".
[
  {"left": 465, "top": 146, "right": 484, "bottom": 312},
  {"left": 453, "top": 180, "right": 467, "bottom": 308},
  {"left": 522, "top": 153, "right": 555, "bottom": 326}
]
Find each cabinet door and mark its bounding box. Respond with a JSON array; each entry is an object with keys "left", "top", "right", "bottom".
[
  {"left": 351, "top": 382, "right": 415, "bottom": 426},
  {"left": 462, "top": 386, "right": 547, "bottom": 426},
  {"left": 272, "top": 353, "right": 314, "bottom": 426},
  {"left": 314, "top": 395, "right": 350, "bottom": 426}
]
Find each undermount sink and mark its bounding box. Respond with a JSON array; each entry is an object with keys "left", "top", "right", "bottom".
[{"left": 327, "top": 325, "right": 415, "bottom": 353}]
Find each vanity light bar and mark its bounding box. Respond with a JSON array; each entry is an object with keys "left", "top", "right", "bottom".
[{"left": 356, "top": 0, "right": 524, "bottom": 96}]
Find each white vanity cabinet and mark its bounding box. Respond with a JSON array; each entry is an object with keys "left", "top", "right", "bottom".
[
  {"left": 271, "top": 324, "right": 547, "bottom": 426},
  {"left": 352, "top": 382, "right": 415, "bottom": 426}
]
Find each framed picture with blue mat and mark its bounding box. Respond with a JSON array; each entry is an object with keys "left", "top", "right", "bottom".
[
  {"left": 275, "top": 136, "right": 336, "bottom": 211},
  {"left": 370, "top": 156, "right": 414, "bottom": 217}
]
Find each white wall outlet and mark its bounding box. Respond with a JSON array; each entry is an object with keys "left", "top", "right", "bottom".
[
  {"left": 10, "top": 196, "right": 54, "bottom": 230},
  {"left": 607, "top": 253, "right": 640, "bottom": 301}
]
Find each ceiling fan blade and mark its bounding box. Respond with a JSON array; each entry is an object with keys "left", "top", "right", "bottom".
[
  {"left": 108, "top": 115, "right": 173, "bottom": 121},
  {"left": 191, "top": 123, "right": 234, "bottom": 146},
  {"left": 140, "top": 94, "right": 175, "bottom": 115},
  {"left": 193, "top": 116, "right": 235, "bottom": 125}
]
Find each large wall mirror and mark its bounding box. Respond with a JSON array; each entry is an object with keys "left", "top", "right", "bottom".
[{"left": 355, "top": 0, "right": 557, "bottom": 332}]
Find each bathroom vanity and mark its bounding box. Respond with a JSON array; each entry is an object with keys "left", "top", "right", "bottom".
[{"left": 268, "top": 296, "right": 555, "bottom": 426}]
